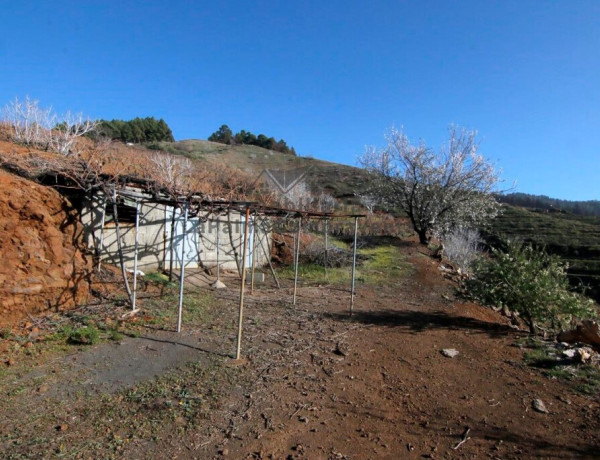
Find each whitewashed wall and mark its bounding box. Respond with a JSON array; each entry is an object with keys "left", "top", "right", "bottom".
[{"left": 81, "top": 191, "right": 271, "bottom": 273}]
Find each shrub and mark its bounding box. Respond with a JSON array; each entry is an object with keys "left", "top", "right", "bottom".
[
  {"left": 67, "top": 326, "right": 100, "bottom": 345},
  {"left": 467, "top": 240, "right": 597, "bottom": 334},
  {"left": 442, "top": 227, "right": 481, "bottom": 275}
]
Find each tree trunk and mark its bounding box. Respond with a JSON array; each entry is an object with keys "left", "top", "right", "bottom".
[{"left": 417, "top": 228, "right": 429, "bottom": 245}]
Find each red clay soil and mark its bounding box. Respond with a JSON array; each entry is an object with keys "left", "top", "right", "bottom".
[
  {"left": 0, "top": 169, "right": 91, "bottom": 326},
  {"left": 207, "top": 245, "right": 600, "bottom": 460},
  {"left": 1, "top": 240, "right": 599, "bottom": 459}
]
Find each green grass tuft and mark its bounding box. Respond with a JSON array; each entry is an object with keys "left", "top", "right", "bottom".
[{"left": 66, "top": 326, "right": 100, "bottom": 345}]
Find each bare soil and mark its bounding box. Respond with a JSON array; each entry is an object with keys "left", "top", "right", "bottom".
[
  {"left": 0, "top": 168, "right": 91, "bottom": 326},
  {"left": 1, "top": 240, "right": 599, "bottom": 459}
]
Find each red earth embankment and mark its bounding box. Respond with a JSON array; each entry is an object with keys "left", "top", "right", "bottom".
[{"left": 0, "top": 169, "right": 91, "bottom": 326}]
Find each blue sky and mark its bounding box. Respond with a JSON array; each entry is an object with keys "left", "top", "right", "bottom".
[{"left": 1, "top": 1, "right": 598, "bottom": 200}]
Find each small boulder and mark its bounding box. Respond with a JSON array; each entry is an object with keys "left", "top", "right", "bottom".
[
  {"left": 441, "top": 349, "right": 460, "bottom": 358},
  {"left": 211, "top": 279, "right": 227, "bottom": 289},
  {"left": 532, "top": 399, "right": 549, "bottom": 414}
]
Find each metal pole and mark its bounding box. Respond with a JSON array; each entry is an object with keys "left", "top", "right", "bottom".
[
  {"left": 168, "top": 208, "right": 176, "bottom": 281},
  {"left": 250, "top": 215, "right": 257, "bottom": 294},
  {"left": 235, "top": 207, "right": 251, "bottom": 360},
  {"left": 293, "top": 218, "right": 301, "bottom": 305},
  {"left": 97, "top": 193, "right": 107, "bottom": 273},
  {"left": 216, "top": 218, "right": 220, "bottom": 282},
  {"left": 132, "top": 200, "right": 140, "bottom": 312},
  {"left": 350, "top": 216, "right": 359, "bottom": 315},
  {"left": 176, "top": 201, "right": 189, "bottom": 333},
  {"left": 324, "top": 219, "right": 328, "bottom": 278}
]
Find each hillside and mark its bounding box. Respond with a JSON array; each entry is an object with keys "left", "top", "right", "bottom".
[
  {"left": 486, "top": 204, "right": 600, "bottom": 300},
  {"left": 498, "top": 192, "right": 600, "bottom": 218},
  {"left": 148, "top": 139, "right": 371, "bottom": 200}
]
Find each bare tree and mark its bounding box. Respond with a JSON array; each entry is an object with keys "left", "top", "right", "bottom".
[
  {"left": 1, "top": 96, "right": 54, "bottom": 147},
  {"left": 316, "top": 192, "right": 337, "bottom": 213},
  {"left": 356, "top": 193, "right": 377, "bottom": 214},
  {"left": 360, "top": 125, "right": 501, "bottom": 244},
  {"left": 282, "top": 179, "right": 313, "bottom": 210},
  {"left": 2, "top": 96, "right": 97, "bottom": 156},
  {"left": 149, "top": 152, "right": 192, "bottom": 196},
  {"left": 51, "top": 111, "right": 98, "bottom": 156},
  {"left": 442, "top": 226, "right": 481, "bottom": 275}
]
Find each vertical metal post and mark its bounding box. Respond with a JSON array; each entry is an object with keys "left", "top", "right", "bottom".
[
  {"left": 235, "top": 207, "right": 251, "bottom": 360},
  {"left": 293, "top": 218, "right": 301, "bottom": 305},
  {"left": 176, "top": 201, "right": 189, "bottom": 333},
  {"left": 324, "top": 219, "right": 329, "bottom": 278},
  {"left": 168, "top": 208, "right": 176, "bottom": 282},
  {"left": 97, "top": 193, "right": 107, "bottom": 273},
  {"left": 250, "top": 215, "right": 257, "bottom": 294},
  {"left": 216, "top": 218, "right": 221, "bottom": 282},
  {"left": 350, "top": 216, "right": 359, "bottom": 315},
  {"left": 132, "top": 200, "right": 140, "bottom": 312}
]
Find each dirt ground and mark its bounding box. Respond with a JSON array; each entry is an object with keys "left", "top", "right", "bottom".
[{"left": 1, "top": 240, "right": 599, "bottom": 459}]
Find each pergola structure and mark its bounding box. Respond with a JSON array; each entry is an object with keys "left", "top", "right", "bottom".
[{"left": 94, "top": 179, "right": 365, "bottom": 360}]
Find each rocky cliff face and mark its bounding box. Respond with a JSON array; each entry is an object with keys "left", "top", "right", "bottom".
[{"left": 0, "top": 170, "right": 91, "bottom": 326}]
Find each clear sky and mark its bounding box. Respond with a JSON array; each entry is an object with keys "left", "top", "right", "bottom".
[{"left": 1, "top": 1, "right": 598, "bottom": 200}]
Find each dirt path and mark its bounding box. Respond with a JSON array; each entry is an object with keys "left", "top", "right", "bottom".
[
  {"left": 206, "top": 245, "right": 599, "bottom": 459},
  {"left": 1, "top": 241, "right": 599, "bottom": 459}
]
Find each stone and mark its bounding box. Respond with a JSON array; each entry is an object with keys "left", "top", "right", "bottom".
[
  {"left": 532, "top": 399, "right": 549, "bottom": 414},
  {"left": 562, "top": 349, "right": 577, "bottom": 359},
  {"left": 211, "top": 279, "right": 227, "bottom": 289},
  {"left": 441, "top": 349, "right": 460, "bottom": 358}
]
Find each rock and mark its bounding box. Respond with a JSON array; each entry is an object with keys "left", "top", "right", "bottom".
[
  {"left": 532, "top": 399, "right": 549, "bottom": 413},
  {"left": 28, "top": 327, "right": 40, "bottom": 340},
  {"left": 578, "top": 347, "right": 593, "bottom": 363},
  {"left": 441, "top": 348, "right": 460, "bottom": 358},
  {"left": 333, "top": 342, "right": 347, "bottom": 356},
  {"left": 211, "top": 279, "right": 227, "bottom": 289},
  {"left": 557, "top": 321, "right": 600, "bottom": 351},
  {"left": 37, "top": 384, "right": 49, "bottom": 394},
  {"left": 562, "top": 349, "right": 577, "bottom": 359}
]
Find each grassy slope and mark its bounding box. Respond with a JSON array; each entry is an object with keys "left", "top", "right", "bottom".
[
  {"left": 487, "top": 204, "right": 600, "bottom": 299},
  {"left": 151, "top": 139, "right": 370, "bottom": 200}
]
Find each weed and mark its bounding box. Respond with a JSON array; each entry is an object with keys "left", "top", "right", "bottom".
[
  {"left": 141, "top": 290, "right": 219, "bottom": 329},
  {"left": 123, "top": 329, "right": 140, "bottom": 338},
  {"left": 145, "top": 271, "right": 177, "bottom": 287},
  {"left": 0, "top": 327, "right": 12, "bottom": 339},
  {"left": 277, "top": 241, "right": 411, "bottom": 286},
  {"left": 573, "top": 366, "right": 600, "bottom": 395},
  {"left": 518, "top": 338, "right": 600, "bottom": 396},
  {"left": 67, "top": 326, "right": 100, "bottom": 345},
  {"left": 108, "top": 329, "right": 124, "bottom": 341}
]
